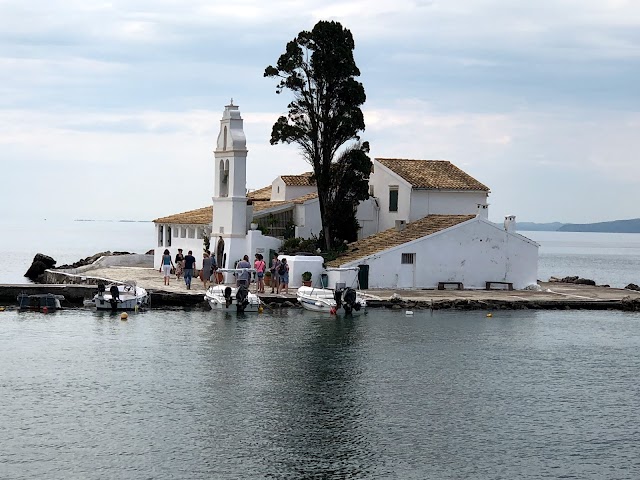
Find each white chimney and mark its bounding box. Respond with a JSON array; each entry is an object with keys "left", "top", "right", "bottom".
[
  {"left": 504, "top": 215, "right": 516, "bottom": 233},
  {"left": 395, "top": 219, "right": 406, "bottom": 231},
  {"left": 476, "top": 203, "right": 489, "bottom": 219}
]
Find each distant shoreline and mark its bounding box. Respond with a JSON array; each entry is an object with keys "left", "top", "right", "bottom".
[{"left": 518, "top": 218, "right": 640, "bottom": 234}]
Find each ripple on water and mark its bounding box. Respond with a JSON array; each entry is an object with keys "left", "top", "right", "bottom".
[{"left": 1, "top": 308, "right": 639, "bottom": 479}]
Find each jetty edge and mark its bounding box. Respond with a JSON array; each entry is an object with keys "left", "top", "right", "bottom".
[{"left": 2, "top": 281, "right": 640, "bottom": 311}]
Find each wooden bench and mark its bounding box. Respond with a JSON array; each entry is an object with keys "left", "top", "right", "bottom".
[
  {"left": 437, "top": 282, "right": 463, "bottom": 290},
  {"left": 485, "top": 281, "right": 513, "bottom": 291}
]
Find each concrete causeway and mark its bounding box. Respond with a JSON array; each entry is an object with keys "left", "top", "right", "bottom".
[{"left": 3, "top": 265, "right": 640, "bottom": 311}]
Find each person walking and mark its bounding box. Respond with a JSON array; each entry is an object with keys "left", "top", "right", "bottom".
[
  {"left": 174, "top": 248, "right": 184, "bottom": 280},
  {"left": 159, "top": 249, "right": 174, "bottom": 286},
  {"left": 270, "top": 253, "right": 280, "bottom": 294},
  {"left": 201, "top": 251, "right": 212, "bottom": 290},
  {"left": 183, "top": 250, "right": 197, "bottom": 290},
  {"left": 254, "top": 253, "right": 266, "bottom": 293},
  {"left": 277, "top": 257, "right": 289, "bottom": 294}
]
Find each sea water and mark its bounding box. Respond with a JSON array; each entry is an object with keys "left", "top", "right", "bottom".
[
  {"left": 1, "top": 308, "right": 639, "bottom": 479},
  {"left": 2, "top": 221, "right": 640, "bottom": 478}
]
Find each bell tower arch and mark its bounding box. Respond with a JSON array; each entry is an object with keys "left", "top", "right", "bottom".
[{"left": 211, "top": 100, "right": 249, "bottom": 268}]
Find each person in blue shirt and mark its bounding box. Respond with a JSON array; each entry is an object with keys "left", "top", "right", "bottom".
[{"left": 183, "top": 250, "right": 197, "bottom": 290}]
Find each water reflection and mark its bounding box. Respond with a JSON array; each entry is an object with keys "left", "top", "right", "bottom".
[{"left": 1, "top": 308, "right": 639, "bottom": 479}]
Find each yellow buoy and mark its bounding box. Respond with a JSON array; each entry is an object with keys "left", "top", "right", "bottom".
[
  {"left": 0, "top": 306, "right": 5, "bottom": 312},
  {"left": 121, "top": 312, "right": 128, "bottom": 320},
  {"left": 258, "top": 306, "right": 264, "bottom": 313},
  {"left": 486, "top": 313, "right": 493, "bottom": 318}
]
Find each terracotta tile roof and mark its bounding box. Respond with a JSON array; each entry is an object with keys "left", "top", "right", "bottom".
[
  {"left": 293, "top": 192, "right": 318, "bottom": 204},
  {"left": 252, "top": 200, "right": 291, "bottom": 213},
  {"left": 281, "top": 172, "right": 315, "bottom": 186},
  {"left": 153, "top": 206, "right": 212, "bottom": 225},
  {"left": 247, "top": 185, "right": 272, "bottom": 201},
  {"left": 326, "top": 214, "right": 476, "bottom": 267},
  {"left": 377, "top": 158, "right": 489, "bottom": 191}
]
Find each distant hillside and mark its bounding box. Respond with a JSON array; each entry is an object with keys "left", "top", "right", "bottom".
[
  {"left": 517, "top": 222, "right": 565, "bottom": 231},
  {"left": 558, "top": 218, "right": 640, "bottom": 233},
  {"left": 516, "top": 218, "right": 640, "bottom": 233}
]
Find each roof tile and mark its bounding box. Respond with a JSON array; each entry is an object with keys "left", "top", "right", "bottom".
[
  {"left": 326, "top": 214, "right": 476, "bottom": 267},
  {"left": 377, "top": 158, "right": 489, "bottom": 191}
]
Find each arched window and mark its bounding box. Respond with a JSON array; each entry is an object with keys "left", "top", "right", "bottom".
[
  {"left": 223, "top": 126, "right": 228, "bottom": 151},
  {"left": 219, "top": 159, "right": 228, "bottom": 197}
]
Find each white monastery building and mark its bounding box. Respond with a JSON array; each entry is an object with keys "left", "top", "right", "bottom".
[{"left": 153, "top": 102, "right": 538, "bottom": 290}]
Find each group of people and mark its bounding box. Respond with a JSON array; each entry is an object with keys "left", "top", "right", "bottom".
[
  {"left": 269, "top": 253, "right": 289, "bottom": 295},
  {"left": 159, "top": 248, "right": 217, "bottom": 290},
  {"left": 160, "top": 248, "right": 290, "bottom": 294}
]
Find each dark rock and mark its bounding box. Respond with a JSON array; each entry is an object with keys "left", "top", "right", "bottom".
[
  {"left": 145, "top": 249, "right": 155, "bottom": 255},
  {"left": 24, "top": 260, "right": 50, "bottom": 280},
  {"left": 625, "top": 283, "right": 640, "bottom": 291},
  {"left": 24, "top": 253, "right": 58, "bottom": 280},
  {"left": 574, "top": 278, "right": 596, "bottom": 286}
]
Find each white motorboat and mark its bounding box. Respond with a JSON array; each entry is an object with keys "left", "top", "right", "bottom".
[
  {"left": 297, "top": 286, "right": 367, "bottom": 316},
  {"left": 204, "top": 268, "right": 262, "bottom": 313},
  {"left": 93, "top": 282, "right": 149, "bottom": 311}
]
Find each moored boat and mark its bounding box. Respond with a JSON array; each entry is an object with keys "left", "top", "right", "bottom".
[
  {"left": 17, "top": 293, "right": 64, "bottom": 311},
  {"left": 297, "top": 285, "right": 367, "bottom": 315},
  {"left": 93, "top": 282, "right": 149, "bottom": 311},
  {"left": 203, "top": 268, "right": 262, "bottom": 313}
]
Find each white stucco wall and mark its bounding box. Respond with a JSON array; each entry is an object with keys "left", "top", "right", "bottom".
[
  {"left": 340, "top": 218, "right": 538, "bottom": 290},
  {"left": 278, "top": 255, "right": 324, "bottom": 288},
  {"left": 294, "top": 199, "right": 322, "bottom": 239},
  {"left": 356, "top": 198, "right": 380, "bottom": 239},
  {"left": 409, "top": 190, "right": 488, "bottom": 220},
  {"left": 270, "top": 178, "right": 316, "bottom": 201},
  {"left": 369, "top": 164, "right": 412, "bottom": 232}
]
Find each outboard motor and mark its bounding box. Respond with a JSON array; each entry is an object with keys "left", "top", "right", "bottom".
[
  {"left": 224, "top": 287, "right": 233, "bottom": 308},
  {"left": 334, "top": 288, "right": 343, "bottom": 309},
  {"left": 97, "top": 283, "right": 106, "bottom": 295},
  {"left": 236, "top": 285, "right": 249, "bottom": 313},
  {"left": 109, "top": 285, "right": 120, "bottom": 311},
  {"left": 342, "top": 288, "right": 359, "bottom": 315}
]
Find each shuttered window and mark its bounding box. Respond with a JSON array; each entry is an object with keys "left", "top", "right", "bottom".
[{"left": 389, "top": 187, "right": 399, "bottom": 212}]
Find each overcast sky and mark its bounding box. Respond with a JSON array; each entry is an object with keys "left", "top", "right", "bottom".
[{"left": 1, "top": 0, "right": 638, "bottom": 224}]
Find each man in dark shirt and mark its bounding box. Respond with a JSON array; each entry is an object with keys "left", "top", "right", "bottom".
[{"left": 183, "top": 250, "right": 197, "bottom": 290}]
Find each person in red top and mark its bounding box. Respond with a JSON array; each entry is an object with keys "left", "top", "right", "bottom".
[{"left": 254, "top": 253, "right": 266, "bottom": 293}]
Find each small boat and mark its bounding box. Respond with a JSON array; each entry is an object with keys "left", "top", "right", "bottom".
[
  {"left": 204, "top": 268, "right": 262, "bottom": 313},
  {"left": 93, "top": 282, "right": 149, "bottom": 311},
  {"left": 297, "top": 285, "right": 367, "bottom": 315},
  {"left": 17, "top": 293, "right": 64, "bottom": 311}
]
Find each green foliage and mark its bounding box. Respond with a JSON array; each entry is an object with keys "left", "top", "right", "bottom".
[
  {"left": 301, "top": 271, "right": 312, "bottom": 281},
  {"left": 203, "top": 234, "right": 210, "bottom": 253},
  {"left": 281, "top": 237, "right": 320, "bottom": 255},
  {"left": 265, "top": 20, "right": 367, "bottom": 250}
]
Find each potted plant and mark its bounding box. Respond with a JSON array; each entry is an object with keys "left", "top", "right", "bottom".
[
  {"left": 264, "top": 270, "right": 272, "bottom": 287},
  {"left": 301, "top": 271, "right": 312, "bottom": 287}
]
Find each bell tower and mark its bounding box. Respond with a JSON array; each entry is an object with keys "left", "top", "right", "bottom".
[{"left": 211, "top": 100, "right": 249, "bottom": 268}]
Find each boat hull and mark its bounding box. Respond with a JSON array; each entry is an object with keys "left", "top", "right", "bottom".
[
  {"left": 93, "top": 285, "right": 149, "bottom": 311},
  {"left": 204, "top": 285, "right": 262, "bottom": 313},
  {"left": 296, "top": 286, "right": 367, "bottom": 316}
]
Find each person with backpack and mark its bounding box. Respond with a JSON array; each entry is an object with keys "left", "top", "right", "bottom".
[
  {"left": 270, "top": 253, "right": 280, "bottom": 294},
  {"left": 277, "top": 257, "right": 289, "bottom": 294}
]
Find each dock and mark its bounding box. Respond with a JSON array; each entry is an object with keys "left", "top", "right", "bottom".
[{"left": 2, "top": 265, "right": 640, "bottom": 311}]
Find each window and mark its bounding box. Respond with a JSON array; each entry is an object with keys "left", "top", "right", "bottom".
[
  {"left": 389, "top": 187, "right": 399, "bottom": 212},
  {"left": 188, "top": 228, "right": 195, "bottom": 239},
  {"left": 157, "top": 226, "right": 163, "bottom": 247},
  {"left": 401, "top": 253, "right": 415, "bottom": 264},
  {"left": 167, "top": 227, "right": 172, "bottom": 247},
  {"left": 369, "top": 185, "right": 374, "bottom": 196}
]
